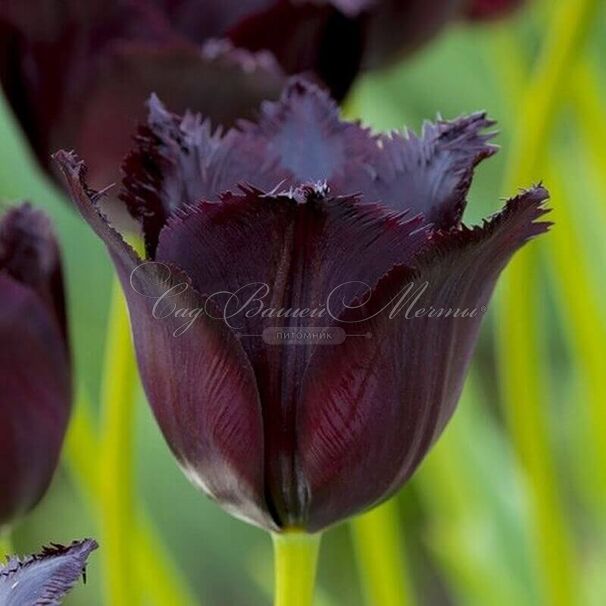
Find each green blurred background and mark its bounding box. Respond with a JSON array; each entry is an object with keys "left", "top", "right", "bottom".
[{"left": 1, "top": 1, "right": 605, "bottom": 604}]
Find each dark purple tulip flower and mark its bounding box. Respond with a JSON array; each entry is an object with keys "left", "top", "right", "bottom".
[
  {"left": 2, "top": 1, "right": 525, "bottom": 193},
  {"left": 55, "top": 80, "right": 550, "bottom": 532},
  {"left": 0, "top": 539, "right": 98, "bottom": 604},
  {"left": 0, "top": 203, "right": 71, "bottom": 530}
]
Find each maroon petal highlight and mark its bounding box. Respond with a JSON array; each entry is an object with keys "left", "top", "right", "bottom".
[{"left": 298, "top": 186, "right": 550, "bottom": 530}]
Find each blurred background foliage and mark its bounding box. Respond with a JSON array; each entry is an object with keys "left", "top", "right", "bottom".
[{"left": 1, "top": 0, "right": 605, "bottom": 604}]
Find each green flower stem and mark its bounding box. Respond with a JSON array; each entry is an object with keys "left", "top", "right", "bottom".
[
  {"left": 65, "top": 397, "right": 198, "bottom": 606},
  {"left": 272, "top": 531, "right": 322, "bottom": 606},
  {"left": 98, "top": 281, "right": 139, "bottom": 606},
  {"left": 495, "top": 2, "right": 599, "bottom": 605},
  {"left": 0, "top": 531, "right": 12, "bottom": 557},
  {"left": 350, "top": 499, "right": 416, "bottom": 606},
  {"left": 541, "top": 164, "right": 606, "bottom": 509}
]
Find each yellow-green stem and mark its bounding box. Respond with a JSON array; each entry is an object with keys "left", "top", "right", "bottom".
[
  {"left": 272, "top": 531, "right": 321, "bottom": 606},
  {"left": 350, "top": 499, "right": 416, "bottom": 606},
  {"left": 65, "top": 398, "right": 198, "bottom": 606},
  {"left": 0, "top": 531, "right": 12, "bottom": 557},
  {"left": 99, "top": 281, "right": 139, "bottom": 606},
  {"left": 496, "top": 2, "right": 599, "bottom": 605}
]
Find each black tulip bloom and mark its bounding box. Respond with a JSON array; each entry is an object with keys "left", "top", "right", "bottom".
[
  {"left": 0, "top": 203, "right": 71, "bottom": 530},
  {"left": 55, "top": 80, "right": 550, "bottom": 532}
]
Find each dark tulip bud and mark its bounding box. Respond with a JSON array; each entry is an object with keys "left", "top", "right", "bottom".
[{"left": 0, "top": 203, "right": 71, "bottom": 530}]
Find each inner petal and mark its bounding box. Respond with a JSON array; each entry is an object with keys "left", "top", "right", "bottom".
[{"left": 155, "top": 185, "right": 429, "bottom": 524}]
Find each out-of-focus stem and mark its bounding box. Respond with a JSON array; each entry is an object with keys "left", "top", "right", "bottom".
[
  {"left": 272, "top": 531, "right": 321, "bottom": 606},
  {"left": 98, "top": 281, "right": 139, "bottom": 606},
  {"left": 0, "top": 531, "right": 13, "bottom": 557},
  {"left": 496, "top": 2, "right": 599, "bottom": 605},
  {"left": 65, "top": 400, "right": 197, "bottom": 606},
  {"left": 350, "top": 499, "right": 416, "bottom": 606}
]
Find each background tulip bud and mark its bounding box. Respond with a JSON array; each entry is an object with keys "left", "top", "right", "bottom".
[{"left": 0, "top": 203, "right": 71, "bottom": 529}]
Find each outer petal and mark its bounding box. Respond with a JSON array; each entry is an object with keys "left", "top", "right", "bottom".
[
  {"left": 155, "top": 184, "right": 429, "bottom": 525},
  {"left": 298, "top": 186, "right": 551, "bottom": 530},
  {"left": 53, "top": 151, "right": 274, "bottom": 530},
  {"left": 0, "top": 274, "right": 71, "bottom": 527},
  {"left": 0, "top": 539, "right": 97, "bottom": 605}
]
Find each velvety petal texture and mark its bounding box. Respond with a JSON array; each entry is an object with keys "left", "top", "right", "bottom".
[
  {"left": 56, "top": 80, "right": 550, "bottom": 532},
  {"left": 0, "top": 204, "right": 71, "bottom": 530},
  {"left": 0, "top": 539, "right": 97, "bottom": 605}
]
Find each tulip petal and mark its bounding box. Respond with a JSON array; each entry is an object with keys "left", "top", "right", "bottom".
[
  {"left": 466, "top": 0, "right": 524, "bottom": 20},
  {"left": 155, "top": 184, "right": 429, "bottom": 524},
  {"left": 362, "top": 0, "right": 464, "bottom": 68},
  {"left": 121, "top": 80, "right": 373, "bottom": 254},
  {"left": 298, "top": 186, "right": 550, "bottom": 530},
  {"left": 0, "top": 274, "right": 71, "bottom": 526},
  {"left": 331, "top": 112, "right": 498, "bottom": 228},
  {"left": 121, "top": 82, "right": 496, "bottom": 257},
  {"left": 80, "top": 39, "right": 285, "bottom": 191},
  {"left": 0, "top": 2, "right": 285, "bottom": 193},
  {"left": 0, "top": 203, "right": 66, "bottom": 340},
  {"left": 0, "top": 539, "right": 97, "bottom": 605},
  {"left": 54, "top": 151, "right": 273, "bottom": 530},
  {"left": 227, "top": 1, "right": 368, "bottom": 100}
]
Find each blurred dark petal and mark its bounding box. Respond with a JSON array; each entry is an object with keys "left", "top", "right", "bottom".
[
  {"left": 228, "top": 1, "right": 367, "bottom": 100},
  {"left": 465, "top": 0, "right": 525, "bottom": 20},
  {"left": 362, "top": 0, "right": 465, "bottom": 68},
  {"left": 79, "top": 40, "right": 285, "bottom": 190},
  {"left": 0, "top": 204, "right": 66, "bottom": 338},
  {"left": 0, "top": 204, "right": 70, "bottom": 528}
]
